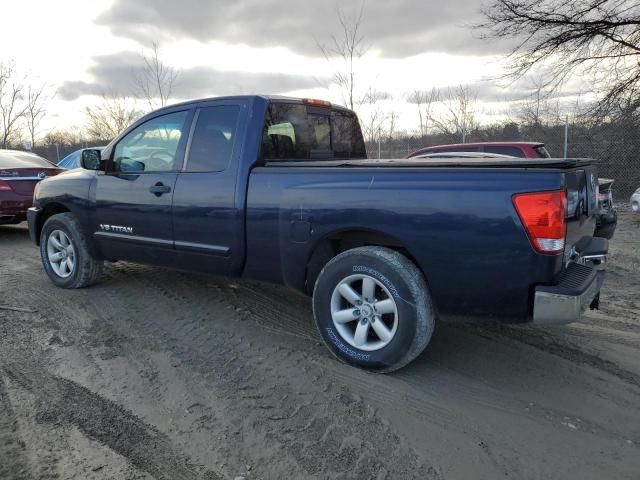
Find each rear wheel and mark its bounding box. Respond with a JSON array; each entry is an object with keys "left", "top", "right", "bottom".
[
  {"left": 312, "top": 246, "right": 435, "bottom": 373},
  {"left": 40, "top": 213, "right": 103, "bottom": 288}
]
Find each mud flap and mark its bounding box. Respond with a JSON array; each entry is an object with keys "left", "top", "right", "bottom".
[{"left": 590, "top": 293, "right": 600, "bottom": 310}]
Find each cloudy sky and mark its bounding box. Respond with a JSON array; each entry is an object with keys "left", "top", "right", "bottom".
[{"left": 2, "top": 0, "right": 550, "bottom": 136}]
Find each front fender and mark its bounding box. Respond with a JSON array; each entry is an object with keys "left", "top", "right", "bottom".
[{"left": 31, "top": 169, "right": 97, "bottom": 248}]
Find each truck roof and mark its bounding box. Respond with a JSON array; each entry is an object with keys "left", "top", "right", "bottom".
[{"left": 159, "top": 95, "right": 353, "bottom": 113}]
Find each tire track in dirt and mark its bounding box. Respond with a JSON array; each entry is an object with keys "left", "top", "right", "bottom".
[
  {"left": 472, "top": 322, "right": 640, "bottom": 388},
  {"left": 91, "top": 259, "right": 640, "bottom": 478},
  {"left": 2, "top": 357, "right": 216, "bottom": 480},
  {"left": 90, "top": 262, "right": 441, "bottom": 479},
  {"left": 579, "top": 312, "right": 640, "bottom": 334},
  {"left": 0, "top": 375, "right": 30, "bottom": 480}
]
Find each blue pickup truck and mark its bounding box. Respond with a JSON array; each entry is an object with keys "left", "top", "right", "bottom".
[{"left": 27, "top": 95, "right": 607, "bottom": 372}]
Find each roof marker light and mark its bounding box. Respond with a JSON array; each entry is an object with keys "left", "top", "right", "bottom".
[{"left": 303, "top": 98, "right": 332, "bottom": 107}]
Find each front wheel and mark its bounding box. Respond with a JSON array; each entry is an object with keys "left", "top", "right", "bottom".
[
  {"left": 312, "top": 246, "right": 435, "bottom": 373},
  {"left": 40, "top": 212, "right": 103, "bottom": 288}
]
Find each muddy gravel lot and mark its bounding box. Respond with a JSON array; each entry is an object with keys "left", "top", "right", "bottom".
[{"left": 1, "top": 211, "right": 639, "bottom": 480}]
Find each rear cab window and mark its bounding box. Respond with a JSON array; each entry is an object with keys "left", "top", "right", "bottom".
[{"left": 262, "top": 102, "right": 366, "bottom": 161}]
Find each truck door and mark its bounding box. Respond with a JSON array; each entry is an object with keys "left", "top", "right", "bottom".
[
  {"left": 171, "top": 101, "right": 248, "bottom": 276},
  {"left": 93, "top": 110, "right": 191, "bottom": 264}
]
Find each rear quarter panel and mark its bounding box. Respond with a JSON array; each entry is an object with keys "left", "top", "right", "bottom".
[{"left": 245, "top": 167, "right": 567, "bottom": 322}]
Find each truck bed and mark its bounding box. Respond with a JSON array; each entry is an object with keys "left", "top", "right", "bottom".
[{"left": 266, "top": 158, "right": 595, "bottom": 169}]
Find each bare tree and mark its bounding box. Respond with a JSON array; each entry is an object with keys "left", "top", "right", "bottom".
[
  {"left": 359, "top": 88, "right": 391, "bottom": 144},
  {"left": 407, "top": 88, "right": 440, "bottom": 137},
  {"left": 517, "top": 79, "right": 547, "bottom": 130},
  {"left": 42, "top": 128, "right": 86, "bottom": 147},
  {"left": 430, "top": 85, "right": 479, "bottom": 143},
  {"left": 24, "top": 83, "right": 48, "bottom": 148},
  {"left": 133, "top": 42, "right": 178, "bottom": 111},
  {"left": 0, "top": 62, "right": 27, "bottom": 149},
  {"left": 386, "top": 110, "right": 399, "bottom": 141},
  {"left": 318, "top": 3, "right": 368, "bottom": 110},
  {"left": 85, "top": 94, "right": 142, "bottom": 141},
  {"left": 480, "top": 0, "right": 640, "bottom": 115}
]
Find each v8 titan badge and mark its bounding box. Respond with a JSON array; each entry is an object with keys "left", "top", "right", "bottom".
[{"left": 100, "top": 224, "right": 133, "bottom": 234}]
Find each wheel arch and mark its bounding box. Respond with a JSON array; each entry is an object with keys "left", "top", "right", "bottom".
[
  {"left": 305, "top": 228, "right": 424, "bottom": 295},
  {"left": 34, "top": 202, "right": 71, "bottom": 246}
]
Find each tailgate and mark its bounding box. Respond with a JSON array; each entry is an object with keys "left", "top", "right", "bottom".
[{"left": 565, "top": 164, "right": 599, "bottom": 254}]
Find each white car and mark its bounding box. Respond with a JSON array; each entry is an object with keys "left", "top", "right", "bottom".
[{"left": 632, "top": 187, "right": 640, "bottom": 212}]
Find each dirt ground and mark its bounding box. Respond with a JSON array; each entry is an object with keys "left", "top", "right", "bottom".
[{"left": 1, "top": 210, "right": 639, "bottom": 480}]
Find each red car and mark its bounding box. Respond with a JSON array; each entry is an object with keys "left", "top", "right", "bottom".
[
  {"left": 407, "top": 141, "right": 550, "bottom": 159},
  {"left": 0, "top": 150, "right": 61, "bottom": 225}
]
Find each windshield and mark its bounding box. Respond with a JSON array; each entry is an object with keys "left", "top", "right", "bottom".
[{"left": 534, "top": 145, "right": 551, "bottom": 158}]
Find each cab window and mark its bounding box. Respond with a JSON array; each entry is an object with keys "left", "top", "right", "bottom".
[
  {"left": 114, "top": 111, "right": 188, "bottom": 172},
  {"left": 262, "top": 103, "right": 366, "bottom": 161},
  {"left": 185, "top": 105, "right": 240, "bottom": 172}
]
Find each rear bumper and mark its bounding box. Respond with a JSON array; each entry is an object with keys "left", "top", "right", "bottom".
[
  {"left": 0, "top": 198, "right": 32, "bottom": 216},
  {"left": 532, "top": 263, "right": 605, "bottom": 324},
  {"left": 27, "top": 207, "right": 41, "bottom": 244}
]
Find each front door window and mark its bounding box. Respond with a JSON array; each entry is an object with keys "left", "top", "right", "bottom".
[{"left": 113, "top": 111, "right": 188, "bottom": 172}]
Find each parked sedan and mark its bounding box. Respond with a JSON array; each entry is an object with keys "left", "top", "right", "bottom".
[
  {"left": 57, "top": 146, "right": 105, "bottom": 169},
  {"left": 0, "top": 150, "right": 61, "bottom": 225},
  {"left": 406, "top": 141, "right": 551, "bottom": 159},
  {"left": 632, "top": 187, "right": 640, "bottom": 212}
]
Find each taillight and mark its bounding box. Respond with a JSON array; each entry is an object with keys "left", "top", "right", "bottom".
[
  {"left": 513, "top": 190, "right": 567, "bottom": 254},
  {"left": 0, "top": 179, "right": 13, "bottom": 191}
]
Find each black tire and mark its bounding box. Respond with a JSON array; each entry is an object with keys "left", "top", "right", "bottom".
[
  {"left": 40, "top": 212, "right": 103, "bottom": 288},
  {"left": 312, "top": 246, "right": 435, "bottom": 373}
]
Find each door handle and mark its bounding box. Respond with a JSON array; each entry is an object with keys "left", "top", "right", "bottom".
[{"left": 149, "top": 182, "right": 171, "bottom": 196}]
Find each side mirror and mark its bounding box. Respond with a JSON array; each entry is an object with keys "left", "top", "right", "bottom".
[
  {"left": 81, "top": 149, "right": 103, "bottom": 170},
  {"left": 120, "top": 159, "right": 146, "bottom": 172}
]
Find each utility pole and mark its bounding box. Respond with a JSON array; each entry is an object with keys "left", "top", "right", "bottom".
[{"left": 563, "top": 116, "right": 569, "bottom": 158}]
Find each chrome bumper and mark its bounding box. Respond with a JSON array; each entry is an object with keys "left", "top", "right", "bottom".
[
  {"left": 27, "top": 207, "right": 41, "bottom": 244},
  {"left": 533, "top": 263, "right": 605, "bottom": 324}
]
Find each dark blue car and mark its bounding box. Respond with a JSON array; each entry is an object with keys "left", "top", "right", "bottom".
[
  {"left": 27, "top": 95, "right": 607, "bottom": 372},
  {"left": 57, "top": 147, "right": 105, "bottom": 169}
]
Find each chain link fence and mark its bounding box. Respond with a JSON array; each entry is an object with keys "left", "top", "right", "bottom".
[{"left": 367, "top": 122, "right": 640, "bottom": 198}]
